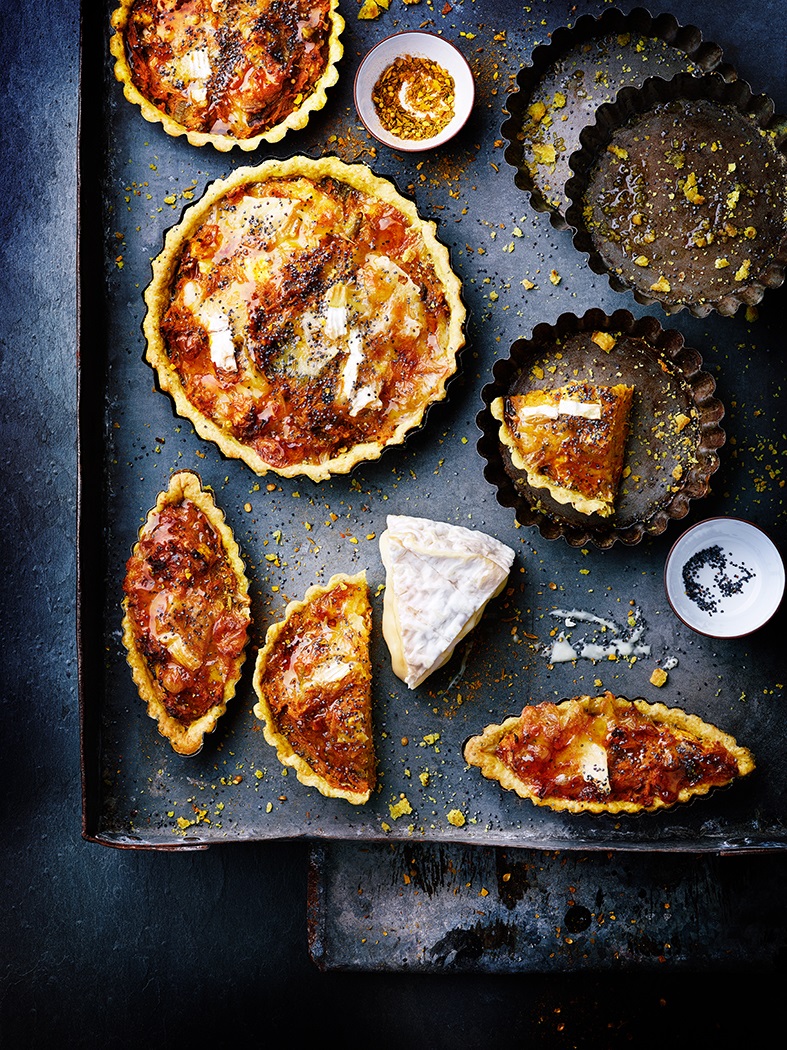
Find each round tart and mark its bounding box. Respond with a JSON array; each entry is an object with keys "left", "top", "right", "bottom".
[
  {"left": 502, "top": 6, "right": 731, "bottom": 229},
  {"left": 477, "top": 308, "right": 725, "bottom": 549},
  {"left": 109, "top": 0, "right": 344, "bottom": 151},
  {"left": 565, "top": 73, "right": 787, "bottom": 316},
  {"left": 143, "top": 155, "right": 465, "bottom": 480},
  {"left": 121, "top": 470, "right": 251, "bottom": 756}
]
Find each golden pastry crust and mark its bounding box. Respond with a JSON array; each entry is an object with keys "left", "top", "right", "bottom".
[
  {"left": 252, "top": 572, "right": 375, "bottom": 805},
  {"left": 121, "top": 470, "right": 251, "bottom": 756},
  {"left": 143, "top": 155, "right": 465, "bottom": 481},
  {"left": 464, "top": 691, "right": 755, "bottom": 814},
  {"left": 109, "top": 0, "right": 344, "bottom": 151},
  {"left": 491, "top": 381, "right": 633, "bottom": 517}
]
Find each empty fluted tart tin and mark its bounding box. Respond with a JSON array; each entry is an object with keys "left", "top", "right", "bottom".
[
  {"left": 564, "top": 72, "right": 787, "bottom": 317},
  {"left": 476, "top": 308, "right": 725, "bottom": 549},
  {"left": 501, "top": 5, "right": 733, "bottom": 230}
]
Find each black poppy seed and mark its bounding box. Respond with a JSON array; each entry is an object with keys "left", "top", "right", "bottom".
[{"left": 681, "top": 544, "right": 756, "bottom": 615}]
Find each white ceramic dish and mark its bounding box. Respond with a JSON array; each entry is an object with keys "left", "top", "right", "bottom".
[
  {"left": 664, "top": 517, "right": 785, "bottom": 637},
  {"left": 354, "top": 31, "right": 475, "bottom": 151}
]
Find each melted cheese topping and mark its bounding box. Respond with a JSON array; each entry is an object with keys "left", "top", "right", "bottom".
[{"left": 156, "top": 171, "right": 460, "bottom": 476}]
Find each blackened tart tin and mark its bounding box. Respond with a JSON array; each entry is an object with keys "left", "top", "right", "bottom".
[
  {"left": 501, "top": 5, "right": 733, "bottom": 230},
  {"left": 565, "top": 72, "right": 787, "bottom": 317}
]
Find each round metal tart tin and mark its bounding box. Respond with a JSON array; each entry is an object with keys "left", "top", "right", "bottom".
[
  {"left": 501, "top": 5, "right": 733, "bottom": 230},
  {"left": 476, "top": 308, "right": 725, "bottom": 549},
  {"left": 564, "top": 72, "right": 787, "bottom": 317}
]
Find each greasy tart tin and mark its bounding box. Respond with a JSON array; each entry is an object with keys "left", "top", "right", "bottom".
[
  {"left": 501, "top": 5, "right": 733, "bottom": 230},
  {"left": 476, "top": 308, "right": 725, "bottom": 549},
  {"left": 564, "top": 72, "right": 787, "bottom": 318}
]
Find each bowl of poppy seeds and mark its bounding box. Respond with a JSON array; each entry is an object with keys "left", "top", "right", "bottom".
[
  {"left": 354, "top": 31, "right": 475, "bottom": 151},
  {"left": 664, "top": 517, "right": 785, "bottom": 637}
]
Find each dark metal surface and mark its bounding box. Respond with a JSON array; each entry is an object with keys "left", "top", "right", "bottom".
[
  {"left": 80, "top": 0, "right": 787, "bottom": 853},
  {"left": 308, "top": 840, "right": 787, "bottom": 972}
]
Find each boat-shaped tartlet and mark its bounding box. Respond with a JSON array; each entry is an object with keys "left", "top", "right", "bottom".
[
  {"left": 121, "top": 470, "right": 251, "bottom": 756},
  {"left": 252, "top": 572, "right": 375, "bottom": 805},
  {"left": 379, "top": 515, "right": 515, "bottom": 689},
  {"left": 109, "top": 0, "right": 344, "bottom": 151},
  {"left": 490, "top": 381, "right": 634, "bottom": 518},
  {"left": 565, "top": 73, "right": 787, "bottom": 317},
  {"left": 143, "top": 155, "right": 465, "bottom": 480},
  {"left": 464, "top": 691, "right": 755, "bottom": 815}
]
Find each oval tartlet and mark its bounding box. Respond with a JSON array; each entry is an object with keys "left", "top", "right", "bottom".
[
  {"left": 252, "top": 571, "right": 375, "bottom": 805},
  {"left": 142, "top": 154, "right": 465, "bottom": 480},
  {"left": 464, "top": 691, "right": 755, "bottom": 815},
  {"left": 109, "top": 0, "right": 344, "bottom": 151},
  {"left": 121, "top": 470, "right": 251, "bottom": 756}
]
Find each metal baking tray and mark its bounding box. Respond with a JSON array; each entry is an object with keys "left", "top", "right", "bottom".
[{"left": 79, "top": 0, "right": 787, "bottom": 852}]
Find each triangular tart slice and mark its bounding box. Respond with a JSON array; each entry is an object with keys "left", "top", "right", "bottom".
[
  {"left": 252, "top": 572, "right": 375, "bottom": 804},
  {"left": 491, "top": 381, "right": 634, "bottom": 516},
  {"left": 379, "top": 515, "right": 515, "bottom": 689},
  {"left": 464, "top": 691, "right": 755, "bottom": 814},
  {"left": 121, "top": 470, "right": 252, "bottom": 756}
]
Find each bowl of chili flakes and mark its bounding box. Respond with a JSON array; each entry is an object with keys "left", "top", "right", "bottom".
[{"left": 354, "top": 31, "right": 475, "bottom": 152}]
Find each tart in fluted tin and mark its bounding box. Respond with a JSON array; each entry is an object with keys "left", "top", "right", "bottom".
[
  {"left": 464, "top": 691, "right": 755, "bottom": 815},
  {"left": 477, "top": 308, "right": 724, "bottom": 549},
  {"left": 502, "top": 5, "right": 732, "bottom": 230},
  {"left": 143, "top": 155, "right": 466, "bottom": 480},
  {"left": 565, "top": 72, "right": 787, "bottom": 317},
  {"left": 109, "top": 0, "right": 344, "bottom": 151},
  {"left": 252, "top": 572, "right": 375, "bottom": 805},
  {"left": 121, "top": 470, "right": 251, "bottom": 756}
]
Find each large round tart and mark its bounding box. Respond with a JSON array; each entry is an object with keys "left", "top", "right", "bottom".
[{"left": 143, "top": 155, "right": 466, "bottom": 480}]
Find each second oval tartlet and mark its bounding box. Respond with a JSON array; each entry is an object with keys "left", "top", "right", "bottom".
[{"left": 143, "top": 155, "right": 466, "bottom": 481}]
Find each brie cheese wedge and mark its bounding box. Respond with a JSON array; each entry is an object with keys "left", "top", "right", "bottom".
[{"left": 379, "top": 515, "right": 516, "bottom": 689}]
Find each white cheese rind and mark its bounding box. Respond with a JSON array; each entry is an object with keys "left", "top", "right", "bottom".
[{"left": 380, "top": 515, "right": 516, "bottom": 689}]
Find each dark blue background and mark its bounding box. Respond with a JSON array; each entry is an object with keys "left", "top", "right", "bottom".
[{"left": 2, "top": 1, "right": 785, "bottom": 1045}]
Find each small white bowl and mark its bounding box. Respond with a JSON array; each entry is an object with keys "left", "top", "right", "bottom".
[
  {"left": 354, "top": 31, "right": 475, "bottom": 152},
  {"left": 664, "top": 517, "right": 785, "bottom": 638}
]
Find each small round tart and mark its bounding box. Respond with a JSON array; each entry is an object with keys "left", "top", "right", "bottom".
[
  {"left": 143, "top": 155, "right": 465, "bottom": 480},
  {"left": 109, "top": 0, "right": 344, "bottom": 151},
  {"left": 121, "top": 470, "right": 252, "bottom": 756}
]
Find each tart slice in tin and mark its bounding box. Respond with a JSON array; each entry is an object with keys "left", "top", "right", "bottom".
[{"left": 477, "top": 308, "right": 725, "bottom": 548}]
